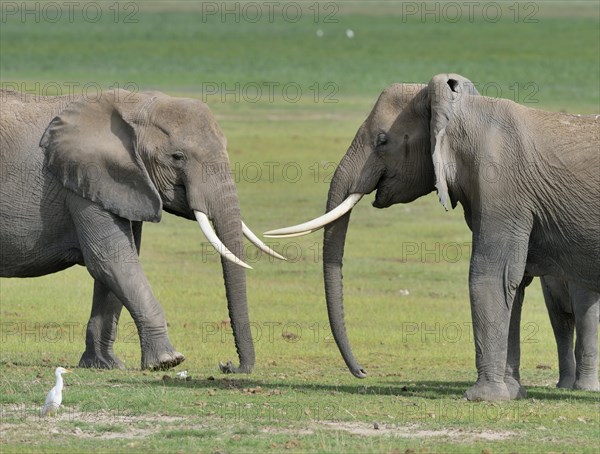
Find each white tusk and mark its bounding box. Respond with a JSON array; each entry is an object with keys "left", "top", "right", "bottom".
[
  {"left": 263, "top": 229, "right": 316, "bottom": 239},
  {"left": 263, "top": 193, "right": 363, "bottom": 238},
  {"left": 195, "top": 211, "right": 253, "bottom": 270},
  {"left": 241, "top": 222, "right": 287, "bottom": 261}
]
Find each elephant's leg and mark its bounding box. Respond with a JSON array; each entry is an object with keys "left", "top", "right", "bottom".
[
  {"left": 79, "top": 223, "right": 143, "bottom": 369},
  {"left": 79, "top": 281, "right": 125, "bottom": 369},
  {"left": 465, "top": 278, "right": 512, "bottom": 401},
  {"left": 504, "top": 276, "right": 531, "bottom": 399},
  {"left": 571, "top": 284, "right": 600, "bottom": 391},
  {"left": 464, "top": 233, "right": 528, "bottom": 402},
  {"left": 540, "top": 276, "right": 576, "bottom": 388},
  {"left": 71, "top": 199, "right": 184, "bottom": 370}
]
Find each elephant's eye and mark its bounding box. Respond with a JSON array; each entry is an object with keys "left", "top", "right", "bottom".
[
  {"left": 171, "top": 151, "right": 185, "bottom": 161},
  {"left": 375, "top": 132, "right": 387, "bottom": 148}
]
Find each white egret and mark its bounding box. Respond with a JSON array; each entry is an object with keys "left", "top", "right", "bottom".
[{"left": 40, "top": 367, "right": 72, "bottom": 417}]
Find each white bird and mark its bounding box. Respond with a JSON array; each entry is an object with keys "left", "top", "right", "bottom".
[
  {"left": 40, "top": 367, "right": 72, "bottom": 417},
  {"left": 176, "top": 370, "right": 188, "bottom": 379}
]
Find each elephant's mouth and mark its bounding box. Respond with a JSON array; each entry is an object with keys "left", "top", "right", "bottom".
[
  {"left": 162, "top": 185, "right": 193, "bottom": 219},
  {"left": 372, "top": 186, "right": 393, "bottom": 209},
  {"left": 372, "top": 196, "right": 391, "bottom": 209}
]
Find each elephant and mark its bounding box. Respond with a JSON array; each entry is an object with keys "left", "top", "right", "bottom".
[
  {"left": 0, "top": 88, "right": 283, "bottom": 371},
  {"left": 265, "top": 74, "right": 600, "bottom": 400}
]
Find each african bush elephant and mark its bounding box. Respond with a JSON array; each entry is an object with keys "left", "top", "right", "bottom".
[
  {"left": 0, "top": 88, "right": 283, "bottom": 371},
  {"left": 266, "top": 75, "right": 600, "bottom": 400}
]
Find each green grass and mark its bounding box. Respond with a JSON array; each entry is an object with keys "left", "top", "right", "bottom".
[
  {"left": 1, "top": 1, "right": 599, "bottom": 453},
  {"left": 2, "top": 1, "right": 599, "bottom": 112}
]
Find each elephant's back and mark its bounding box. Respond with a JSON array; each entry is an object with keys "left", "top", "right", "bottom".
[
  {"left": 2, "top": 91, "right": 55, "bottom": 189},
  {"left": 1, "top": 90, "right": 76, "bottom": 159},
  {"left": 0, "top": 90, "right": 73, "bottom": 230}
]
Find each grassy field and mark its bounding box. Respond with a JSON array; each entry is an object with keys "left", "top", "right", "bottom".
[{"left": 1, "top": 1, "right": 599, "bottom": 452}]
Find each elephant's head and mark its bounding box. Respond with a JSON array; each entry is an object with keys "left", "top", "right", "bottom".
[
  {"left": 265, "top": 74, "right": 479, "bottom": 377},
  {"left": 40, "top": 89, "right": 283, "bottom": 373}
]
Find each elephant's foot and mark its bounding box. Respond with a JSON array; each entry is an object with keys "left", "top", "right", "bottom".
[
  {"left": 464, "top": 380, "right": 511, "bottom": 401},
  {"left": 573, "top": 377, "right": 600, "bottom": 391},
  {"left": 142, "top": 349, "right": 185, "bottom": 371},
  {"left": 79, "top": 350, "right": 126, "bottom": 370},
  {"left": 219, "top": 361, "right": 252, "bottom": 374},
  {"left": 504, "top": 376, "right": 527, "bottom": 399},
  {"left": 556, "top": 375, "right": 576, "bottom": 389}
]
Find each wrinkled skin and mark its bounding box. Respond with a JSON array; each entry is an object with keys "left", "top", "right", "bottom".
[
  {"left": 320, "top": 75, "right": 599, "bottom": 400},
  {"left": 0, "top": 89, "right": 254, "bottom": 372},
  {"left": 540, "top": 276, "right": 599, "bottom": 390}
]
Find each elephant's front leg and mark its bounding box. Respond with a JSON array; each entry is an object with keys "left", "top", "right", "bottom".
[
  {"left": 503, "top": 276, "right": 532, "bottom": 399},
  {"left": 464, "top": 237, "right": 528, "bottom": 401},
  {"left": 71, "top": 199, "right": 184, "bottom": 370},
  {"left": 112, "top": 267, "right": 184, "bottom": 370}
]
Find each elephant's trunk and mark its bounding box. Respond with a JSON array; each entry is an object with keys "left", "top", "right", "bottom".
[
  {"left": 323, "top": 148, "right": 381, "bottom": 378},
  {"left": 194, "top": 171, "right": 255, "bottom": 373},
  {"left": 263, "top": 139, "right": 384, "bottom": 377}
]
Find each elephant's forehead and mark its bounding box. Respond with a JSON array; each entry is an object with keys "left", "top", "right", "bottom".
[
  {"left": 171, "top": 128, "right": 226, "bottom": 153},
  {"left": 371, "top": 84, "right": 424, "bottom": 124},
  {"left": 152, "top": 100, "right": 226, "bottom": 145},
  {"left": 367, "top": 83, "right": 427, "bottom": 131},
  {"left": 153, "top": 99, "right": 215, "bottom": 129},
  {"left": 369, "top": 100, "right": 405, "bottom": 131},
  {"left": 381, "top": 83, "right": 424, "bottom": 105}
]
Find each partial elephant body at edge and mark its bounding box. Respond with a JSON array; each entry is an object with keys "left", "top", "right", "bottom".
[{"left": 0, "top": 88, "right": 261, "bottom": 372}]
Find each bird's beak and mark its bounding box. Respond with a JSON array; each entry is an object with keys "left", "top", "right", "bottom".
[{"left": 65, "top": 369, "right": 73, "bottom": 373}]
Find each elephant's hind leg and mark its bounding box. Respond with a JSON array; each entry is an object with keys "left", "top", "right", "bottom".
[
  {"left": 571, "top": 285, "right": 600, "bottom": 391},
  {"left": 79, "top": 280, "right": 126, "bottom": 369},
  {"left": 541, "top": 277, "right": 576, "bottom": 388}
]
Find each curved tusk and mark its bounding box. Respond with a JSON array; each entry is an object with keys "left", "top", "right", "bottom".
[
  {"left": 195, "top": 211, "right": 253, "bottom": 270},
  {"left": 263, "top": 229, "right": 316, "bottom": 239},
  {"left": 242, "top": 222, "right": 287, "bottom": 261},
  {"left": 263, "top": 193, "right": 363, "bottom": 238}
]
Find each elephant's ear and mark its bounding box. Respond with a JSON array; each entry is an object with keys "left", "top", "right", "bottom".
[
  {"left": 428, "top": 74, "right": 478, "bottom": 211},
  {"left": 40, "top": 89, "right": 162, "bottom": 222}
]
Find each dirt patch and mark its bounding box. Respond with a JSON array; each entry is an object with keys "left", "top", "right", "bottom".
[
  {"left": 260, "top": 427, "right": 315, "bottom": 436},
  {"left": 238, "top": 420, "right": 516, "bottom": 442},
  {"left": 319, "top": 421, "right": 516, "bottom": 441},
  {"left": 0, "top": 405, "right": 188, "bottom": 441},
  {"left": 2, "top": 404, "right": 516, "bottom": 444},
  {"left": 61, "top": 425, "right": 154, "bottom": 440}
]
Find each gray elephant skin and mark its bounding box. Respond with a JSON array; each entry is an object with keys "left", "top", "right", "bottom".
[
  {"left": 267, "top": 74, "right": 599, "bottom": 400},
  {"left": 540, "top": 276, "right": 599, "bottom": 390},
  {"left": 0, "top": 88, "right": 263, "bottom": 372}
]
